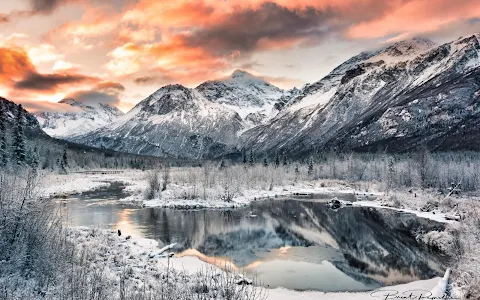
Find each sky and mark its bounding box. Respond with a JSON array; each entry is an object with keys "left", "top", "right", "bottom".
[{"left": 0, "top": 0, "right": 479, "bottom": 113}]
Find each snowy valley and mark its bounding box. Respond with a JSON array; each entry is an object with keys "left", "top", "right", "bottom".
[{"left": 1, "top": 28, "right": 479, "bottom": 300}]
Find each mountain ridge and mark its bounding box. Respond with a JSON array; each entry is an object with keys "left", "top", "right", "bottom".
[
  {"left": 34, "top": 98, "right": 124, "bottom": 139},
  {"left": 30, "top": 33, "right": 480, "bottom": 158}
]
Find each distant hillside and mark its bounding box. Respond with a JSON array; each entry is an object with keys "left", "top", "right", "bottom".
[{"left": 0, "top": 97, "right": 164, "bottom": 170}]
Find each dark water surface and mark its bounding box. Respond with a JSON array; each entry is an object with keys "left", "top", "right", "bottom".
[{"left": 58, "top": 182, "right": 446, "bottom": 292}]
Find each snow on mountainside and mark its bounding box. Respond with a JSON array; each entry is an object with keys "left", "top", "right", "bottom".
[
  {"left": 1, "top": 97, "right": 45, "bottom": 137},
  {"left": 69, "top": 33, "right": 480, "bottom": 158},
  {"left": 71, "top": 84, "right": 244, "bottom": 159},
  {"left": 196, "top": 70, "right": 285, "bottom": 127},
  {"left": 34, "top": 98, "right": 124, "bottom": 139},
  {"left": 242, "top": 34, "right": 480, "bottom": 155}
]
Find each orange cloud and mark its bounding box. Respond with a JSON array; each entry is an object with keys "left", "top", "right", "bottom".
[
  {"left": 347, "top": 0, "right": 480, "bottom": 39},
  {"left": 121, "top": 1, "right": 218, "bottom": 28},
  {"left": 106, "top": 35, "right": 230, "bottom": 85},
  {"left": 0, "top": 47, "right": 36, "bottom": 86}
]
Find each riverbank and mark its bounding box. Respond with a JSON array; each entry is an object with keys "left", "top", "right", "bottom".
[
  {"left": 71, "top": 226, "right": 447, "bottom": 300},
  {"left": 39, "top": 168, "right": 472, "bottom": 298},
  {"left": 42, "top": 169, "right": 465, "bottom": 224}
]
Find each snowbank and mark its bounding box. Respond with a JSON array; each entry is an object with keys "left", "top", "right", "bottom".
[
  {"left": 354, "top": 200, "right": 455, "bottom": 223},
  {"left": 266, "top": 277, "right": 443, "bottom": 300},
  {"left": 74, "top": 227, "right": 447, "bottom": 300}
]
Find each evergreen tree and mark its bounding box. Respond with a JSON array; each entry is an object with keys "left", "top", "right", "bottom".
[
  {"left": 12, "top": 104, "right": 26, "bottom": 165},
  {"left": 60, "top": 148, "right": 69, "bottom": 173},
  {"left": 29, "top": 146, "right": 39, "bottom": 169},
  {"left": 249, "top": 149, "right": 254, "bottom": 166},
  {"left": 294, "top": 164, "right": 299, "bottom": 175},
  {"left": 282, "top": 155, "right": 288, "bottom": 166},
  {"left": 308, "top": 157, "right": 314, "bottom": 175},
  {"left": 386, "top": 156, "right": 395, "bottom": 194},
  {"left": 263, "top": 156, "right": 268, "bottom": 167},
  {"left": 0, "top": 107, "right": 7, "bottom": 166},
  {"left": 242, "top": 149, "right": 247, "bottom": 165},
  {"left": 274, "top": 152, "right": 280, "bottom": 168}
]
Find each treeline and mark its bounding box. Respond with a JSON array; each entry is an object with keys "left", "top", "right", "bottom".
[
  {"left": 0, "top": 101, "right": 164, "bottom": 173},
  {"left": 221, "top": 149, "right": 480, "bottom": 193}
]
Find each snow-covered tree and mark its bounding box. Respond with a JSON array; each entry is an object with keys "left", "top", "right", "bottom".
[
  {"left": 12, "top": 104, "right": 26, "bottom": 165},
  {"left": 0, "top": 107, "right": 7, "bottom": 166},
  {"left": 308, "top": 157, "right": 314, "bottom": 175},
  {"left": 60, "top": 147, "right": 69, "bottom": 173},
  {"left": 29, "top": 145, "right": 39, "bottom": 169},
  {"left": 242, "top": 149, "right": 247, "bottom": 165},
  {"left": 274, "top": 152, "right": 280, "bottom": 168},
  {"left": 249, "top": 149, "right": 255, "bottom": 165}
]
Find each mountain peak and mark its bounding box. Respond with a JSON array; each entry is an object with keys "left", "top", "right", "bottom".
[
  {"left": 58, "top": 98, "right": 78, "bottom": 105},
  {"left": 231, "top": 69, "right": 254, "bottom": 79},
  {"left": 385, "top": 37, "right": 437, "bottom": 56}
]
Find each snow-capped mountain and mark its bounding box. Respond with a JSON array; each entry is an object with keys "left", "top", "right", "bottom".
[
  {"left": 71, "top": 84, "right": 245, "bottom": 159},
  {"left": 34, "top": 98, "right": 124, "bottom": 139},
  {"left": 242, "top": 34, "right": 480, "bottom": 156},
  {"left": 67, "top": 33, "right": 480, "bottom": 158},
  {"left": 70, "top": 70, "right": 290, "bottom": 158},
  {"left": 195, "top": 70, "right": 285, "bottom": 127}
]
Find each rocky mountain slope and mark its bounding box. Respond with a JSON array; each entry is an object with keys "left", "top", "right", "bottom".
[
  {"left": 1, "top": 97, "right": 163, "bottom": 168},
  {"left": 242, "top": 35, "right": 480, "bottom": 156},
  {"left": 34, "top": 98, "right": 124, "bottom": 139},
  {"left": 196, "top": 70, "right": 285, "bottom": 127},
  {"left": 38, "top": 33, "right": 480, "bottom": 158},
  {"left": 1, "top": 97, "right": 46, "bottom": 137},
  {"left": 71, "top": 71, "right": 288, "bottom": 158},
  {"left": 70, "top": 85, "right": 245, "bottom": 159}
]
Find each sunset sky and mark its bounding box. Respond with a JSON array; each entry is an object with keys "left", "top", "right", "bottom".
[{"left": 1, "top": 0, "right": 480, "bottom": 112}]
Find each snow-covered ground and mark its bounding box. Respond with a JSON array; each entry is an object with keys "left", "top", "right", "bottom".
[
  {"left": 41, "top": 169, "right": 460, "bottom": 224},
  {"left": 41, "top": 169, "right": 377, "bottom": 209},
  {"left": 40, "top": 169, "right": 458, "bottom": 299},
  {"left": 71, "top": 226, "right": 447, "bottom": 300}
]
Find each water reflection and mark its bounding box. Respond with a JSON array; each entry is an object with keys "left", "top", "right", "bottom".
[{"left": 61, "top": 183, "right": 446, "bottom": 292}]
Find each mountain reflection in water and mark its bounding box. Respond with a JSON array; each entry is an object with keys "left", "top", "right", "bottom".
[{"left": 62, "top": 186, "right": 446, "bottom": 292}]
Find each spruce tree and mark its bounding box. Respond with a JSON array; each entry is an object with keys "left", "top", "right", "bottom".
[
  {"left": 60, "top": 148, "right": 69, "bottom": 173},
  {"left": 263, "top": 156, "right": 268, "bottom": 167},
  {"left": 30, "top": 145, "right": 39, "bottom": 169},
  {"left": 242, "top": 149, "right": 247, "bottom": 165},
  {"left": 12, "top": 104, "right": 26, "bottom": 165},
  {"left": 249, "top": 149, "right": 254, "bottom": 166},
  {"left": 282, "top": 155, "right": 288, "bottom": 166},
  {"left": 308, "top": 157, "right": 314, "bottom": 175},
  {"left": 274, "top": 152, "right": 280, "bottom": 168},
  {"left": 0, "top": 107, "right": 7, "bottom": 166}
]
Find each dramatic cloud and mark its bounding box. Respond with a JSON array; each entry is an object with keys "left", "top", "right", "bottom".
[
  {"left": 1, "top": 0, "right": 480, "bottom": 110},
  {"left": 66, "top": 81, "right": 126, "bottom": 106},
  {"left": 28, "top": 0, "right": 75, "bottom": 14},
  {"left": 346, "top": 0, "right": 480, "bottom": 39},
  {"left": 14, "top": 72, "right": 97, "bottom": 92},
  {"left": 18, "top": 100, "right": 84, "bottom": 113},
  {"left": 0, "top": 47, "right": 36, "bottom": 86},
  {"left": 66, "top": 90, "right": 119, "bottom": 105},
  {"left": 182, "top": 2, "right": 333, "bottom": 56},
  {"left": 134, "top": 75, "right": 173, "bottom": 86}
]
